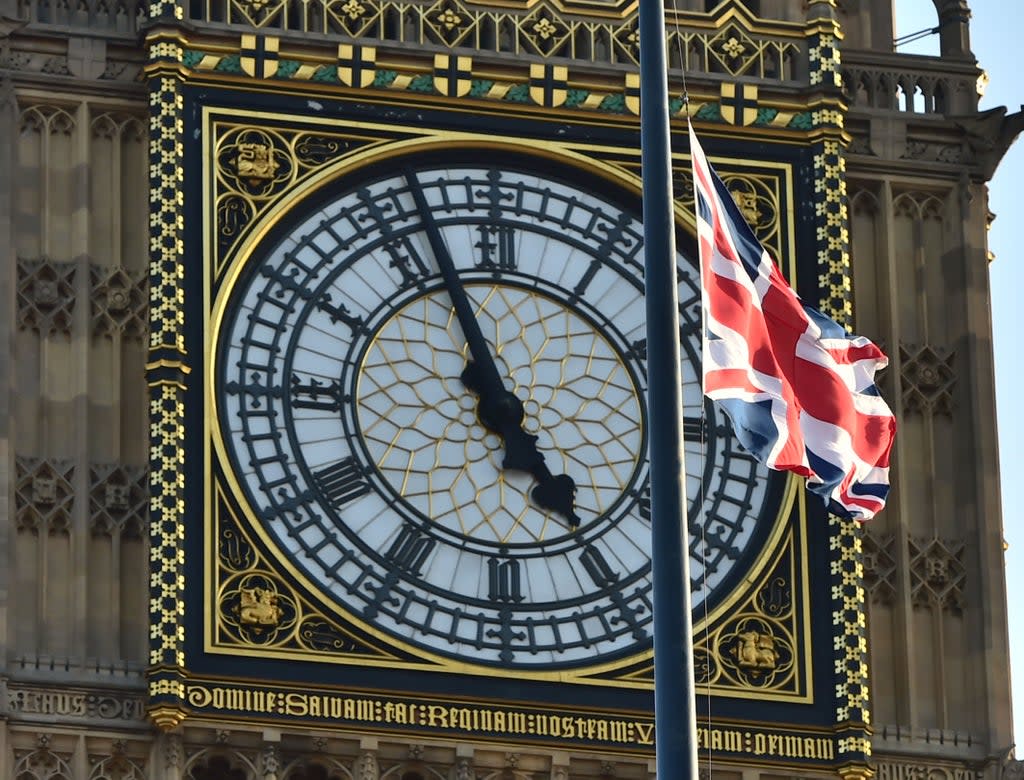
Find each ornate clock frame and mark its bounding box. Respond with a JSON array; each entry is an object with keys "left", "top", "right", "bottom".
[{"left": 145, "top": 26, "right": 870, "bottom": 776}]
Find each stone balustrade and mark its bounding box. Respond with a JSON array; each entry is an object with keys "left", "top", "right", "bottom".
[{"left": 842, "top": 50, "right": 982, "bottom": 117}]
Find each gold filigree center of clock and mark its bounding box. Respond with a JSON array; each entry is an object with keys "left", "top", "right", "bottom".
[{"left": 356, "top": 284, "right": 643, "bottom": 544}]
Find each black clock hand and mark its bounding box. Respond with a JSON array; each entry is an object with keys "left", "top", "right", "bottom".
[
  {"left": 406, "top": 172, "right": 581, "bottom": 528},
  {"left": 405, "top": 172, "right": 527, "bottom": 457},
  {"left": 467, "top": 361, "right": 582, "bottom": 526}
]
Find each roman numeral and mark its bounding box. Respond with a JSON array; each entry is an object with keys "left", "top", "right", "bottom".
[
  {"left": 384, "top": 525, "right": 435, "bottom": 576},
  {"left": 290, "top": 374, "right": 344, "bottom": 413},
  {"left": 225, "top": 372, "right": 283, "bottom": 408},
  {"left": 487, "top": 558, "right": 523, "bottom": 603},
  {"left": 571, "top": 211, "right": 635, "bottom": 299},
  {"left": 315, "top": 292, "right": 366, "bottom": 336},
  {"left": 579, "top": 547, "right": 649, "bottom": 642},
  {"left": 259, "top": 264, "right": 314, "bottom": 301},
  {"left": 475, "top": 225, "right": 516, "bottom": 271},
  {"left": 635, "top": 481, "right": 651, "bottom": 523},
  {"left": 313, "top": 457, "right": 370, "bottom": 508},
  {"left": 683, "top": 415, "right": 706, "bottom": 441},
  {"left": 384, "top": 237, "right": 430, "bottom": 290},
  {"left": 580, "top": 545, "right": 620, "bottom": 588},
  {"left": 350, "top": 188, "right": 431, "bottom": 290}
]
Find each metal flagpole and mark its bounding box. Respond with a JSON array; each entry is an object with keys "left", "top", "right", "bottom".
[{"left": 637, "top": 0, "right": 699, "bottom": 775}]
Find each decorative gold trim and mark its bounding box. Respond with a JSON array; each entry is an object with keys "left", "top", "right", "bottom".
[
  {"left": 172, "top": 0, "right": 812, "bottom": 73},
  {"left": 837, "top": 765, "right": 874, "bottom": 780},
  {"left": 145, "top": 359, "right": 192, "bottom": 373},
  {"left": 147, "top": 63, "right": 189, "bottom": 728},
  {"left": 147, "top": 704, "right": 188, "bottom": 731},
  {"left": 171, "top": 44, "right": 818, "bottom": 133},
  {"left": 211, "top": 483, "right": 405, "bottom": 662},
  {"left": 831, "top": 515, "right": 872, "bottom": 775},
  {"left": 813, "top": 139, "right": 853, "bottom": 328}
]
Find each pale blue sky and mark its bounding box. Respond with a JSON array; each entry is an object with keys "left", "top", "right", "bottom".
[{"left": 894, "top": 0, "right": 1022, "bottom": 742}]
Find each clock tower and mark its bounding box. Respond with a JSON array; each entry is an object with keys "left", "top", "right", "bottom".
[{"left": 0, "top": 0, "right": 1018, "bottom": 778}]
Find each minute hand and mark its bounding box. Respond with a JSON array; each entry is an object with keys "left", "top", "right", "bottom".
[
  {"left": 406, "top": 173, "right": 510, "bottom": 419},
  {"left": 405, "top": 173, "right": 580, "bottom": 527}
]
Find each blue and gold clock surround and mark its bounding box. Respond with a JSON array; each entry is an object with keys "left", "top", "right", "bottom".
[
  {"left": 145, "top": 75, "right": 853, "bottom": 769},
  {"left": 209, "top": 138, "right": 797, "bottom": 679}
]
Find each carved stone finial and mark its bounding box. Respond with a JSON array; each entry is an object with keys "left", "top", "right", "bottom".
[
  {"left": 955, "top": 106, "right": 1024, "bottom": 179},
  {"left": 260, "top": 744, "right": 280, "bottom": 780},
  {"left": 805, "top": 0, "right": 838, "bottom": 22},
  {"left": 355, "top": 750, "right": 379, "bottom": 780},
  {"left": 149, "top": 706, "right": 188, "bottom": 732},
  {"left": 936, "top": 0, "right": 973, "bottom": 57},
  {"left": 453, "top": 757, "right": 474, "bottom": 780},
  {"left": 1003, "top": 758, "right": 1024, "bottom": 780},
  {"left": 163, "top": 734, "right": 183, "bottom": 768}
]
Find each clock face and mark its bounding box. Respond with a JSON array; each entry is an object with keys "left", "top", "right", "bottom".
[{"left": 213, "top": 151, "right": 781, "bottom": 669}]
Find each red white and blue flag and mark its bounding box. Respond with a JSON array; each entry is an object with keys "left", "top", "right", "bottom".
[{"left": 689, "top": 121, "right": 895, "bottom": 521}]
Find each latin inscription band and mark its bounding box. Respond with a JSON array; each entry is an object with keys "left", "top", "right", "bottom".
[{"left": 184, "top": 683, "right": 835, "bottom": 761}]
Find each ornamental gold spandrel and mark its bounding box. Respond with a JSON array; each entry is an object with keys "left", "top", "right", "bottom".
[
  {"left": 211, "top": 120, "right": 382, "bottom": 278},
  {"left": 235, "top": 142, "right": 279, "bottom": 182},
  {"left": 583, "top": 519, "right": 808, "bottom": 699},
  {"left": 672, "top": 165, "right": 787, "bottom": 277},
  {"left": 211, "top": 485, "right": 403, "bottom": 661},
  {"left": 693, "top": 528, "right": 803, "bottom": 696},
  {"left": 238, "top": 582, "right": 286, "bottom": 628}
]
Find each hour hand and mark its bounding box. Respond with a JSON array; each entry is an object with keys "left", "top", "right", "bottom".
[
  {"left": 460, "top": 362, "right": 540, "bottom": 472},
  {"left": 454, "top": 336, "right": 541, "bottom": 477},
  {"left": 462, "top": 362, "right": 580, "bottom": 528},
  {"left": 532, "top": 474, "right": 581, "bottom": 528}
]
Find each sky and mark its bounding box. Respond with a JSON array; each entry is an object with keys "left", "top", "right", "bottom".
[{"left": 894, "top": 0, "right": 1023, "bottom": 742}]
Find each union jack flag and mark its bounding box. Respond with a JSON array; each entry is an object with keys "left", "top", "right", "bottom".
[{"left": 689, "top": 121, "right": 895, "bottom": 521}]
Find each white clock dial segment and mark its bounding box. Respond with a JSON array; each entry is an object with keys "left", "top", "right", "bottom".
[{"left": 213, "top": 151, "right": 782, "bottom": 669}]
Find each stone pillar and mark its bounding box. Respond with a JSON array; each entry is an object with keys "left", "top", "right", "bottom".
[
  {"left": 355, "top": 738, "right": 379, "bottom": 780},
  {"left": 935, "top": 0, "right": 973, "bottom": 57}
]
